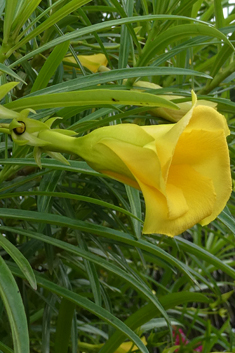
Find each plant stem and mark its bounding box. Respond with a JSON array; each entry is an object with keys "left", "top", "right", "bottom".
[
  {"left": 78, "top": 342, "right": 103, "bottom": 352},
  {"left": 198, "top": 59, "right": 235, "bottom": 95},
  {"left": 0, "top": 43, "right": 12, "bottom": 64}
]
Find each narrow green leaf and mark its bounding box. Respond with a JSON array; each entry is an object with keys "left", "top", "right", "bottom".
[
  {"left": 1, "top": 226, "right": 170, "bottom": 328},
  {"left": 0, "top": 158, "right": 100, "bottom": 176},
  {"left": 42, "top": 293, "right": 56, "bottom": 353},
  {"left": 31, "top": 41, "right": 70, "bottom": 93},
  {"left": 109, "top": 0, "right": 140, "bottom": 53},
  {"left": 100, "top": 291, "right": 210, "bottom": 353},
  {"left": 3, "top": 0, "right": 18, "bottom": 43},
  {"left": 214, "top": 0, "right": 224, "bottom": 29},
  {"left": 0, "top": 209, "right": 196, "bottom": 282},
  {"left": 209, "top": 32, "right": 235, "bottom": 78},
  {"left": 191, "top": 0, "right": 204, "bottom": 18},
  {"left": 0, "top": 233, "right": 37, "bottom": 290},
  {"left": 9, "top": 14, "right": 223, "bottom": 66},
  {"left": 0, "top": 63, "right": 26, "bottom": 84},
  {"left": 37, "top": 171, "right": 62, "bottom": 213},
  {"left": 11, "top": 0, "right": 42, "bottom": 39},
  {"left": 174, "top": 235, "right": 235, "bottom": 279},
  {"left": 8, "top": 263, "right": 149, "bottom": 353},
  {"left": 37, "top": 170, "right": 62, "bottom": 271},
  {"left": 0, "top": 0, "right": 5, "bottom": 18},
  {"left": 0, "top": 256, "right": 29, "bottom": 353},
  {"left": 138, "top": 23, "right": 234, "bottom": 66},
  {"left": 16, "top": 0, "right": 92, "bottom": 49},
  {"left": 125, "top": 186, "right": 142, "bottom": 239},
  {"left": 54, "top": 299, "right": 76, "bottom": 353},
  {"left": 0, "top": 190, "right": 142, "bottom": 222},
  {"left": 5, "top": 89, "right": 179, "bottom": 111},
  {"left": 0, "top": 341, "right": 14, "bottom": 353},
  {"left": 218, "top": 209, "right": 235, "bottom": 235},
  {"left": 118, "top": 0, "right": 133, "bottom": 69},
  {"left": 26, "top": 67, "right": 211, "bottom": 97},
  {"left": 16, "top": 0, "right": 66, "bottom": 41},
  {"left": 77, "top": 234, "right": 102, "bottom": 306}
]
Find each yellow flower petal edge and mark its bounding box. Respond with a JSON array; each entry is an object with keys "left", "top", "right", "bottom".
[{"left": 73, "top": 91, "right": 232, "bottom": 237}]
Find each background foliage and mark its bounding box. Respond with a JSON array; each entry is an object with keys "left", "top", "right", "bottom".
[{"left": 0, "top": 0, "right": 235, "bottom": 352}]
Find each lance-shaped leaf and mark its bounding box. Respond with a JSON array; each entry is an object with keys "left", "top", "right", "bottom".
[
  {"left": 0, "top": 256, "right": 29, "bottom": 353},
  {"left": 5, "top": 89, "right": 179, "bottom": 111}
]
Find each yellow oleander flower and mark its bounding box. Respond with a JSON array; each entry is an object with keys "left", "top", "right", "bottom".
[
  {"left": 7, "top": 88, "right": 231, "bottom": 237},
  {"left": 75, "top": 92, "right": 231, "bottom": 236},
  {"left": 63, "top": 53, "right": 108, "bottom": 73}
]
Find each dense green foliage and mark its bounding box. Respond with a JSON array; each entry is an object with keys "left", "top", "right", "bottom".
[{"left": 0, "top": 1, "right": 235, "bottom": 352}]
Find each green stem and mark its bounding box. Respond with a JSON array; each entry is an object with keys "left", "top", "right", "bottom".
[
  {"left": 0, "top": 43, "right": 12, "bottom": 64},
  {"left": 78, "top": 342, "right": 103, "bottom": 352},
  {"left": 198, "top": 59, "right": 235, "bottom": 95}
]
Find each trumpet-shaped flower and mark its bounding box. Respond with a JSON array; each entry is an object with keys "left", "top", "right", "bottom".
[
  {"left": 7, "top": 91, "right": 232, "bottom": 237},
  {"left": 65, "top": 91, "right": 231, "bottom": 236}
]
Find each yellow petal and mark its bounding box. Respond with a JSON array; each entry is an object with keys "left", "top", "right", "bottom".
[
  {"left": 143, "top": 93, "right": 197, "bottom": 180},
  {"left": 83, "top": 123, "right": 153, "bottom": 148},
  {"left": 75, "top": 123, "right": 155, "bottom": 186},
  {"left": 142, "top": 164, "right": 216, "bottom": 236},
  {"left": 87, "top": 141, "right": 136, "bottom": 183},
  {"left": 172, "top": 129, "right": 232, "bottom": 225},
  {"left": 165, "top": 183, "right": 189, "bottom": 220},
  {"left": 100, "top": 138, "right": 165, "bottom": 193},
  {"left": 100, "top": 169, "right": 140, "bottom": 189},
  {"left": 185, "top": 105, "right": 230, "bottom": 136}
]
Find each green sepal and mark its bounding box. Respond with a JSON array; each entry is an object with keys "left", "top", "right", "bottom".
[
  {"left": 46, "top": 151, "right": 70, "bottom": 165},
  {"left": 18, "top": 116, "right": 48, "bottom": 134},
  {"left": 9, "top": 119, "right": 23, "bottom": 130},
  {"left": 33, "top": 147, "right": 42, "bottom": 169},
  {"left": 12, "top": 131, "right": 52, "bottom": 147},
  {"left": 45, "top": 117, "right": 62, "bottom": 128},
  {"left": 52, "top": 129, "right": 77, "bottom": 136},
  {"left": 20, "top": 108, "right": 36, "bottom": 118}
]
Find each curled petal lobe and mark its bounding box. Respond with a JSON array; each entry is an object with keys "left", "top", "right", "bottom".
[
  {"left": 172, "top": 129, "right": 231, "bottom": 226},
  {"left": 142, "top": 165, "right": 216, "bottom": 236},
  {"left": 185, "top": 105, "right": 230, "bottom": 136},
  {"left": 165, "top": 184, "right": 189, "bottom": 220},
  {"left": 142, "top": 92, "right": 197, "bottom": 180},
  {"left": 100, "top": 139, "right": 165, "bottom": 193}
]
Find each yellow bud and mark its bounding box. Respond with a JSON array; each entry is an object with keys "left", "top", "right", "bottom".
[{"left": 63, "top": 53, "right": 108, "bottom": 73}]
